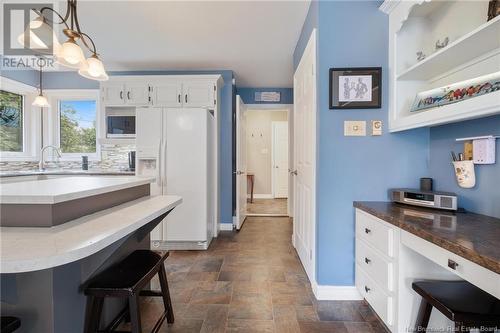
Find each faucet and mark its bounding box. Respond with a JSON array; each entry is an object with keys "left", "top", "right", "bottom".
[{"left": 39, "top": 145, "right": 62, "bottom": 171}]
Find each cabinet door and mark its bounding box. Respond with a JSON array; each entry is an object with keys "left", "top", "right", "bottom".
[
  {"left": 102, "top": 82, "right": 125, "bottom": 105},
  {"left": 153, "top": 82, "right": 182, "bottom": 107},
  {"left": 183, "top": 81, "right": 216, "bottom": 108},
  {"left": 136, "top": 107, "right": 162, "bottom": 158},
  {"left": 125, "top": 83, "right": 151, "bottom": 106}
]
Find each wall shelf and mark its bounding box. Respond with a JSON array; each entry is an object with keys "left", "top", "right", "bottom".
[{"left": 397, "top": 16, "right": 500, "bottom": 81}]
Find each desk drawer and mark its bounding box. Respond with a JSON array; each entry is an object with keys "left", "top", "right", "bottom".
[
  {"left": 356, "top": 264, "right": 393, "bottom": 328},
  {"left": 356, "top": 210, "right": 396, "bottom": 258},
  {"left": 401, "top": 230, "right": 500, "bottom": 299},
  {"left": 356, "top": 238, "right": 394, "bottom": 292}
]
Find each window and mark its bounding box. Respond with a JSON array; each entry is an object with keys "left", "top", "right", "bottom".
[
  {"left": 0, "top": 90, "right": 24, "bottom": 152},
  {"left": 59, "top": 100, "right": 97, "bottom": 154}
]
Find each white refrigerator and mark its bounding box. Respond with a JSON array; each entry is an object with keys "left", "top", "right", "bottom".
[{"left": 136, "top": 107, "right": 216, "bottom": 250}]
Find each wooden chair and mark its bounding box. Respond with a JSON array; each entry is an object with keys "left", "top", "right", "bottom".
[
  {"left": 413, "top": 280, "right": 500, "bottom": 332},
  {"left": 83, "top": 250, "right": 174, "bottom": 333}
]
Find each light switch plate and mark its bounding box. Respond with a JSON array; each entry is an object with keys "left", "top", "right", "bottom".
[
  {"left": 344, "top": 121, "right": 366, "bottom": 136},
  {"left": 371, "top": 120, "right": 382, "bottom": 136}
]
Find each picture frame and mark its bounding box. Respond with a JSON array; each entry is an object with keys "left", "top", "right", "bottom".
[{"left": 329, "top": 67, "right": 382, "bottom": 109}]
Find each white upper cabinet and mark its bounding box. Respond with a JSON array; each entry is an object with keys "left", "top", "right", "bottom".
[
  {"left": 101, "top": 76, "right": 221, "bottom": 109},
  {"left": 381, "top": 0, "right": 500, "bottom": 132},
  {"left": 183, "top": 81, "right": 216, "bottom": 108},
  {"left": 152, "top": 81, "right": 183, "bottom": 107},
  {"left": 125, "top": 83, "right": 151, "bottom": 106},
  {"left": 102, "top": 82, "right": 126, "bottom": 105}
]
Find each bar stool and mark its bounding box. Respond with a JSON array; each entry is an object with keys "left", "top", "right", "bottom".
[
  {"left": 0, "top": 317, "right": 21, "bottom": 333},
  {"left": 83, "top": 250, "right": 174, "bottom": 333},
  {"left": 412, "top": 280, "right": 500, "bottom": 332}
]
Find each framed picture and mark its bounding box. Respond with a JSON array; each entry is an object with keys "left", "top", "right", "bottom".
[{"left": 329, "top": 67, "right": 382, "bottom": 109}]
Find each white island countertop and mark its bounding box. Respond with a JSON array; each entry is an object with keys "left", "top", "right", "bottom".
[
  {"left": 0, "top": 176, "right": 154, "bottom": 204},
  {"left": 0, "top": 195, "right": 182, "bottom": 273}
]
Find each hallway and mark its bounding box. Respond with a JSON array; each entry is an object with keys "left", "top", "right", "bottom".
[
  {"left": 141, "top": 217, "right": 386, "bottom": 332},
  {"left": 246, "top": 199, "right": 288, "bottom": 215}
]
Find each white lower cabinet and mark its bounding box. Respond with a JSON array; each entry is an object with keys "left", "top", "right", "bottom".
[{"left": 355, "top": 209, "right": 398, "bottom": 332}]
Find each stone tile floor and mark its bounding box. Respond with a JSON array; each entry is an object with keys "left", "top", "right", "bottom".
[
  {"left": 246, "top": 199, "right": 288, "bottom": 215},
  {"left": 131, "top": 217, "right": 387, "bottom": 332}
]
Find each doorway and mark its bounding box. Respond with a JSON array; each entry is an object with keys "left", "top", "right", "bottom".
[
  {"left": 244, "top": 107, "right": 290, "bottom": 217},
  {"left": 234, "top": 100, "right": 293, "bottom": 229}
]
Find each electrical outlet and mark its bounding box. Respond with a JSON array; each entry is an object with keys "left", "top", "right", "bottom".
[
  {"left": 344, "top": 121, "right": 366, "bottom": 136},
  {"left": 371, "top": 120, "right": 382, "bottom": 136}
]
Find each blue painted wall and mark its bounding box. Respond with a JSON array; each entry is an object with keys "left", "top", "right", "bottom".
[
  {"left": 236, "top": 88, "right": 293, "bottom": 104},
  {"left": 293, "top": 0, "right": 318, "bottom": 69},
  {"left": 295, "top": 1, "right": 430, "bottom": 286},
  {"left": 429, "top": 115, "right": 500, "bottom": 218},
  {"left": 4, "top": 70, "right": 235, "bottom": 225},
  {"left": 2, "top": 69, "right": 38, "bottom": 86}
]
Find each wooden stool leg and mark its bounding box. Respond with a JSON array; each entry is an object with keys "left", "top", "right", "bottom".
[
  {"left": 128, "top": 294, "right": 142, "bottom": 333},
  {"left": 158, "top": 264, "right": 175, "bottom": 324},
  {"left": 83, "top": 296, "right": 104, "bottom": 333},
  {"left": 415, "top": 299, "right": 432, "bottom": 332}
]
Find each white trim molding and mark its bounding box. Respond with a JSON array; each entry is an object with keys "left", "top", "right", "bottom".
[
  {"left": 253, "top": 194, "right": 273, "bottom": 199},
  {"left": 219, "top": 223, "right": 234, "bottom": 231},
  {"left": 311, "top": 281, "right": 363, "bottom": 301},
  {"left": 245, "top": 104, "right": 293, "bottom": 111}
]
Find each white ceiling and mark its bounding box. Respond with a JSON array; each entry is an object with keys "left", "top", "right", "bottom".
[{"left": 72, "top": 1, "right": 310, "bottom": 87}]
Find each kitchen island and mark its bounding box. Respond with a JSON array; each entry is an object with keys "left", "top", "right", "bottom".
[{"left": 0, "top": 176, "right": 182, "bottom": 333}]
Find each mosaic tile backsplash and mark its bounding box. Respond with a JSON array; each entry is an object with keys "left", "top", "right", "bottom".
[{"left": 0, "top": 144, "right": 136, "bottom": 172}]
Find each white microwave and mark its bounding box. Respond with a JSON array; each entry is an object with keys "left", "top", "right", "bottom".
[{"left": 106, "top": 115, "right": 136, "bottom": 138}]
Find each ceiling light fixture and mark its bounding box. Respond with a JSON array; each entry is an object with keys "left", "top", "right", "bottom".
[
  {"left": 20, "top": 0, "right": 108, "bottom": 81},
  {"left": 32, "top": 60, "right": 50, "bottom": 108}
]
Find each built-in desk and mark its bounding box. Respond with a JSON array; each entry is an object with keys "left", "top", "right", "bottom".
[{"left": 353, "top": 201, "right": 500, "bottom": 333}]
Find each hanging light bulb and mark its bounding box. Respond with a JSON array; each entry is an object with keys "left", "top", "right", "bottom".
[
  {"left": 56, "top": 37, "right": 85, "bottom": 68},
  {"left": 32, "top": 61, "right": 50, "bottom": 108},
  {"left": 32, "top": 94, "right": 50, "bottom": 108},
  {"left": 17, "top": 15, "right": 60, "bottom": 55},
  {"left": 78, "top": 54, "right": 108, "bottom": 81}
]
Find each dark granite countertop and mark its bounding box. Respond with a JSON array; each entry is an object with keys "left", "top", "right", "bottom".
[{"left": 353, "top": 201, "right": 500, "bottom": 274}]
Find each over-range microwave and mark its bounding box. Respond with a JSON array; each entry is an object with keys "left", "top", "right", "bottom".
[{"left": 107, "top": 115, "right": 136, "bottom": 138}]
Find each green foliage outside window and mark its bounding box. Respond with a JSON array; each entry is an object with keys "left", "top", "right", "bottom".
[
  {"left": 0, "top": 90, "right": 23, "bottom": 152},
  {"left": 60, "top": 100, "right": 96, "bottom": 153}
]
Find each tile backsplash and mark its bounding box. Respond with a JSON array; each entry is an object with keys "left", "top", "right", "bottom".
[{"left": 0, "top": 144, "right": 136, "bottom": 172}]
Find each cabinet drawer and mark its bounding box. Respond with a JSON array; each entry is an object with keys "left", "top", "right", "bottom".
[
  {"left": 401, "top": 230, "right": 500, "bottom": 299},
  {"left": 356, "top": 210, "right": 395, "bottom": 258},
  {"left": 356, "top": 265, "right": 394, "bottom": 328},
  {"left": 356, "top": 238, "right": 394, "bottom": 292}
]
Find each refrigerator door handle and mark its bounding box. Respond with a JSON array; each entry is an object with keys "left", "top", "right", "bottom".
[
  {"left": 157, "top": 140, "right": 162, "bottom": 186},
  {"left": 162, "top": 140, "right": 167, "bottom": 189}
]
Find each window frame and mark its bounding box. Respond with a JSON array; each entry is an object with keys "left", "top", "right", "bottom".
[
  {"left": 0, "top": 77, "right": 40, "bottom": 161},
  {"left": 46, "top": 89, "right": 101, "bottom": 161}
]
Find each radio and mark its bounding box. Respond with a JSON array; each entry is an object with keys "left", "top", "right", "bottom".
[{"left": 390, "top": 188, "right": 457, "bottom": 211}]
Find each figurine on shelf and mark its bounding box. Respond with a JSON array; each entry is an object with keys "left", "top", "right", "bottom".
[
  {"left": 488, "top": 0, "right": 500, "bottom": 21},
  {"left": 435, "top": 37, "right": 449, "bottom": 50},
  {"left": 416, "top": 51, "right": 426, "bottom": 61}
]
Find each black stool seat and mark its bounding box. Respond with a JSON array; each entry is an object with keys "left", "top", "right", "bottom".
[
  {"left": 83, "top": 250, "right": 174, "bottom": 333},
  {"left": 413, "top": 280, "right": 500, "bottom": 332},
  {"left": 86, "top": 250, "right": 165, "bottom": 295},
  {"left": 1, "top": 316, "right": 21, "bottom": 333}
]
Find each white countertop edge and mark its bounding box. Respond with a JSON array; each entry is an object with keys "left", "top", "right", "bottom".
[
  {"left": 1, "top": 176, "right": 155, "bottom": 204},
  {"left": 0, "top": 195, "right": 182, "bottom": 273}
]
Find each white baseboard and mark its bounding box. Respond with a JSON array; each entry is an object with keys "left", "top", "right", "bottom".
[
  {"left": 219, "top": 223, "right": 234, "bottom": 231},
  {"left": 253, "top": 194, "right": 273, "bottom": 199},
  {"left": 311, "top": 281, "right": 362, "bottom": 300}
]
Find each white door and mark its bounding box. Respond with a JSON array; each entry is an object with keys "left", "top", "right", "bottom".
[
  {"left": 101, "top": 82, "right": 125, "bottom": 105},
  {"left": 293, "top": 29, "right": 317, "bottom": 282},
  {"left": 164, "top": 108, "right": 208, "bottom": 242},
  {"left": 183, "top": 81, "right": 215, "bottom": 108},
  {"left": 125, "top": 83, "right": 150, "bottom": 106},
  {"left": 272, "top": 121, "right": 288, "bottom": 198},
  {"left": 136, "top": 107, "right": 163, "bottom": 241},
  {"left": 153, "top": 82, "right": 182, "bottom": 107},
  {"left": 235, "top": 96, "right": 247, "bottom": 230}
]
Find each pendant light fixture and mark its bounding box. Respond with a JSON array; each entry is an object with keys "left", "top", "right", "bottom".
[
  {"left": 32, "top": 60, "right": 50, "bottom": 108},
  {"left": 20, "top": 0, "right": 108, "bottom": 81}
]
